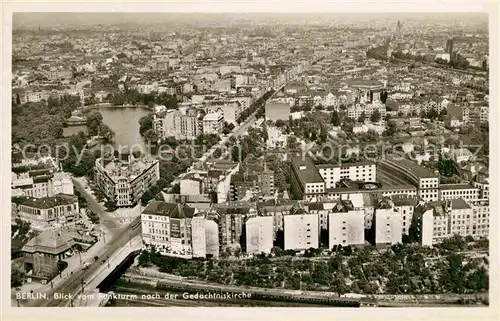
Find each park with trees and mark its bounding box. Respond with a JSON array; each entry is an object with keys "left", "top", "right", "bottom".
[{"left": 136, "top": 235, "right": 488, "bottom": 297}]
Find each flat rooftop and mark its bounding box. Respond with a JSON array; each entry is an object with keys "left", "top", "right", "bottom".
[
  {"left": 290, "top": 155, "right": 325, "bottom": 184},
  {"left": 316, "top": 161, "right": 375, "bottom": 169},
  {"left": 440, "top": 184, "right": 478, "bottom": 190}
]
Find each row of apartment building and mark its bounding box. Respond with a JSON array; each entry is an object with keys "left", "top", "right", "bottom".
[{"left": 140, "top": 194, "right": 489, "bottom": 259}]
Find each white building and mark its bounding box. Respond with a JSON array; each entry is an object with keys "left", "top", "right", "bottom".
[
  {"left": 374, "top": 201, "right": 403, "bottom": 246},
  {"left": 155, "top": 109, "right": 201, "bottom": 140},
  {"left": 418, "top": 199, "right": 484, "bottom": 246},
  {"left": 390, "top": 196, "right": 419, "bottom": 236},
  {"left": 439, "top": 184, "right": 481, "bottom": 203},
  {"left": 316, "top": 162, "right": 376, "bottom": 189},
  {"left": 141, "top": 202, "right": 198, "bottom": 258},
  {"left": 245, "top": 216, "right": 274, "bottom": 255},
  {"left": 206, "top": 101, "right": 242, "bottom": 125},
  {"left": 180, "top": 173, "right": 203, "bottom": 195},
  {"left": 12, "top": 171, "right": 73, "bottom": 199},
  {"left": 284, "top": 212, "right": 319, "bottom": 250},
  {"left": 202, "top": 112, "right": 224, "bottom": 135},
  {"left": 191, "top": 214, "right": 219, "bottom": 259},
  {"left": 328, "top": 201, "right": 365, "bottom": 247},
  {"left": 451, "top": 148, "right": 474, "bottom": 163}
]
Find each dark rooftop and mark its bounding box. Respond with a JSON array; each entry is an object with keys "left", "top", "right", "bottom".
[
  {"left": 142, "top": 201, "right": 196, "bottom": 219},
  {"left": 12, "top": 194, "right": 77, "bottom": 209}
]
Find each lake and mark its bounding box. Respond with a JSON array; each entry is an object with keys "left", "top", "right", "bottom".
[{"left": 64, "top": 106, "right": 152, "bottom": 154}]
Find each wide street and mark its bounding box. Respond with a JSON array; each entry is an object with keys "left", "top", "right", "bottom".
[{"left": 72, "top": 176, "right": 121, "bottom": 236}]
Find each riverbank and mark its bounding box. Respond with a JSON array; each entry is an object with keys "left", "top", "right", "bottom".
[{"left": 115, "top": 269, "right": 487, "bottom": 307}]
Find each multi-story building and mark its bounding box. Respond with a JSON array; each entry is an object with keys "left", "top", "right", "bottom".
[
  {"left": 11, "top": 194, "right": 79, "bottom": 230},
  {"left": 439, "top": 184, "right": 481, "bottom": 203},
  {"left": 202, "top": 112, "right": 224, "bottom": 135},
  {"left": 95, "top": 155, "right": 160, "bottom": 207},
  {"left": 141, "top": 201, "right": 197, "bottom": 258},
  {"left": 191, "top": 214, "right": 219, "bottom": 259},
  {"left": 472, "top": 171, "right": 489, "bottom": 201},
  {"left": 25, "top": 91, "right": 50, "bottom": 103},
  {"left": 316, "top": 162, "right": 376, "bottom": 189},
  {"left": 229, "top": 170, "right": 275, "bottom": 201},
  {"left": 206, "top": 101, "right": 242, "bottom": 125},
  {"left": 290, "top": 155, "right": 325, "bottom": 201},
  {"left": 347, "top": 102, "right": 387, "bottom": 120},
  {"left": 245, "top": 215, "right": 274, "bottom": 255},
  {"left": 283, "top": 210, "right": 319, "bottom": 250},
  {"left": 328, "top": 200, "right": 365, "bottom": 247},
  {"left": 48, "top": 69, "right": 73, "bottom": 81},
  {"left": 218, "top": 212, "right": 245, "bottom": 250},
  {"left": 12, "top": 170, "right": 73, "bottom": 198},
  {"left": 391, "top": 195, "right": 419, "bottom": 236},
  {"left": 155, "top": 109, "right": 202, "bottom": 140},
  {"left": 374, "top": 198, "right": 403, "bottom": 246},
  {"left": 415, "top": 199, "right": 488, "bottom": 246},
  {"left": 379, "top": 158, "right": 439, "bottom": 202}
]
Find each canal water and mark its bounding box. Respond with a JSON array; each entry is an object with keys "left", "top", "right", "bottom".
[{"left": 63, "top": 106, "right": 152, "bottom": 154}]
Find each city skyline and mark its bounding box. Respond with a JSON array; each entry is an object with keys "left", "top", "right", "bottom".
[{"left": 4, "top": 3, "right": 496, "bottom": 320}]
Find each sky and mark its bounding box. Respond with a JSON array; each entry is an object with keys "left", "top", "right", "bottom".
[{"left": 13, "top": 12, "right": 488, "bottom": 29}]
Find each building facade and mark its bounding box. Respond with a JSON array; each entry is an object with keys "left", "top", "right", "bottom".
[
  {"left": 283, "top": 212, "right": 319, "bottom": 250},
  {"left": 11, "top": 194, "right": 79, "bottom": 230},
  {"left": 95, "top": 156, "right": 160, "bottom": 207}
]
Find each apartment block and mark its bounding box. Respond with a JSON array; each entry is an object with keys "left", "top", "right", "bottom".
[
  {"left": 284, "top": 211, "right": 319, "bottom": 250},
  {"left": 317, "top": 162, "right": 376, "bottom": 189},
  {"left": 374, "top": 199, "right": 403, "bottom": 246},
  {"left": 141, "top": 201, "right": 197, "bottom": 258},
  {"left": 95, "top": 155, "right": 160, "bottom": 207},
  {"left": 328, "top": 200, "right": 365, "bottom": 247},
  {"left": 416, "top": 199, "right": 487, "bottom": 247},
  {"left": 245, "top": 215, "right": 274, "bottom": 255}
]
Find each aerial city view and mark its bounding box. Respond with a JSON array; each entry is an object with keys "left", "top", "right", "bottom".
[{"left": 10, "top": 12, "right": 490, "bottom": 308}]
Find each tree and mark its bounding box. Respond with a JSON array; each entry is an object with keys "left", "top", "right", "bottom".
[
  {"left": 86, "top": 111, "right": 104, "bottom": 136},
  {"left": 427, "top": 108, "right": 439, "bottom": 121},
  {"left": 275, "top": 119, "right": 287, "bottom": 128},
  {"left": 370, "top": 110, "right": 381, "bottom": 123},
  {"left": 139, "top": 114, "right": 154, "bottom": 136},
  {"left": 222, "top": 122, "right": 235, "bottom": 135},
  {"left": 357, "top": 112, "right": 366, "bottom": 123},
  {"left": 380, "top": 91, "right": 388, "bottom": 104},
  {"left": 384, "top": 120, "right": 398, "bottom": 137},
  {"left": 16, "top": 93, "right": 21, "bottom": 105},
  {"left": 98, "top": 123, "right": 114, "bottom": 143},
  {"left": 331, "top": 110, "right": 341, "bottom": 126},
  {"left": 143, "top": 129, "right": 159, "bottom": 143}
]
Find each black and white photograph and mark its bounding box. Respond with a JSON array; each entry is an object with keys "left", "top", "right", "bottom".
[{"left": 1, "top": 1, "right": 498, "bottom": 320}]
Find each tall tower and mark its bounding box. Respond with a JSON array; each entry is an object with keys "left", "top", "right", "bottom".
[
  {"left": 396, "top": 20, "right": 402, "bottom": 39},
  {"left": 446, "top": 38, "right": 454, "bottom": 56}
]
